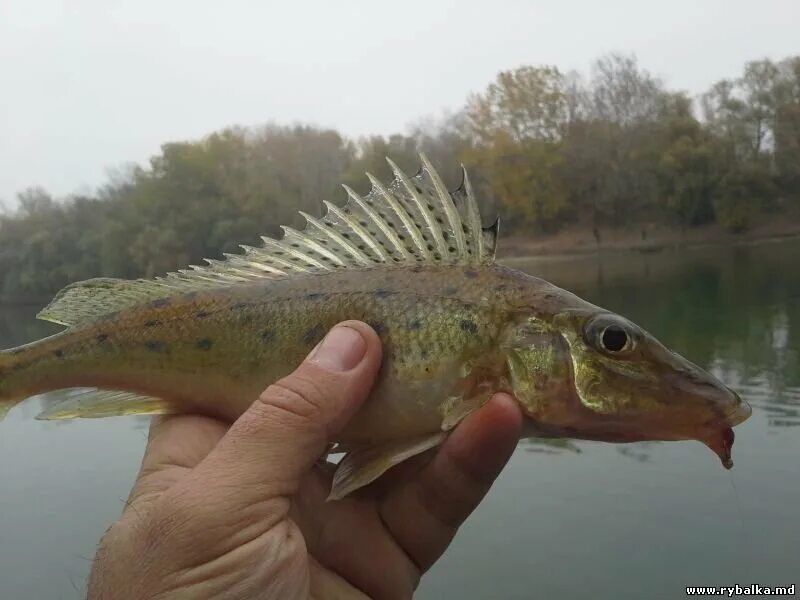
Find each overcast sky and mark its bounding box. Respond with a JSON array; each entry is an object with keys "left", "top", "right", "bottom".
[{"left": 1, "top": 0, "right": 798, "bottom": 204}]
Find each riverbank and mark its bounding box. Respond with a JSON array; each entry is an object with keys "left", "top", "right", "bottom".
[
  {"left": 497, "top": 213, "right": 800, "bottom": 261},
  {"left": 3, "top": 214, "right": 800, "bottom": 306}
]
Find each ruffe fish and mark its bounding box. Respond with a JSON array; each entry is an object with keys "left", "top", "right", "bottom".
[{"left": 0, "top": 156, "right": 751, "bottom": 499}]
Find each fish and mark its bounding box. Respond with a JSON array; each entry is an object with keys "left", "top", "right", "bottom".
[{"left": 0, "top": 155, "right": 751, "bottom": 499}]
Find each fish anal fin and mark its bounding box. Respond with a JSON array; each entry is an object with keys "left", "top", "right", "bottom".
[
  {"left": 36, "top": 389, "right": 175, "bottom": 420},
  {"left": 328, "top": 432, "right": 447, "bottom": 501}
]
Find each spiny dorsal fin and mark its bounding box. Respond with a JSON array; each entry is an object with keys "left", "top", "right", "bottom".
[
  {"left": 482, "top": 217, "right": 500, "bottom": 260},
  {"left": 38, "top": 156, "right": 495, "bottom": 327}
]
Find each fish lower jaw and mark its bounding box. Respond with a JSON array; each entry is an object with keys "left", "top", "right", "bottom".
[{"left": 698, "top": 426, "right": 736, "bottom": 470}]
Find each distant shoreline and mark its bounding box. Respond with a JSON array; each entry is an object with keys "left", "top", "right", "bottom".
[
  {"left": 2, "top": 221, "right": 800, "bottom": 307},
  {"left": 497, "top": 216, "right": 800, "bottom": 263}
]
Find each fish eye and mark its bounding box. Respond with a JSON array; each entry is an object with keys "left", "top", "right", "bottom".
[
  {"left": 601, "top": 325, "right": 629, "bottom": 353},
  {"left": 584, "top": 315, "right": 636, "bottom": 355}
]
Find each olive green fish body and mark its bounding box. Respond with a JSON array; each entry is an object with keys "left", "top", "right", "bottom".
[
  {"left": 0, "top": 157, "right": 751, "bottom": 497},
  {"left": 1, "top": 264, "right": 527, "bottom": 444}
]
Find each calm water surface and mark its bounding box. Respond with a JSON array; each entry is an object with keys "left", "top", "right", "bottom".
[{"left": 1, "top": 240, "right": 798, "bottom": 599}]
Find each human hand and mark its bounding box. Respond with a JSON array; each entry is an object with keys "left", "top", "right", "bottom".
[{"left": 87, "top": 321, "right": 522, "bottom": 599}]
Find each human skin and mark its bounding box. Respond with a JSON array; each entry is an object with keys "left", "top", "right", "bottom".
[{"left": 86, "top": 321, "right": 523, "bottom": 600}]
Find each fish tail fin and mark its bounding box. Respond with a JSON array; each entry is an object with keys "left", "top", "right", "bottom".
[{"left": 0, "top": 351, "right": 23, "bottom": 421}]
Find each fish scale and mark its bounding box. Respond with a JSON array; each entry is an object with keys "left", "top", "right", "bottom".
[{"left": 0, "top": 156, "right": 751, "bottom": 499}]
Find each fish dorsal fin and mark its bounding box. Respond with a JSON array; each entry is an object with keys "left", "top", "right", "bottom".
[
  {"left": 38, "top": 156, "right": 494, "bottom": 327},
  {"left": 37, "top": 278, "right": 175, "bottom": 325},
  {"left": 482, "top": 217, "right": 500, "bottom": 261}
]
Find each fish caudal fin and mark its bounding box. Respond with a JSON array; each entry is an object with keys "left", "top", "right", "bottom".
[
  {"left": 35, "top": 389, "right": 175, "bottom": 420},
  {"left": 0, "top": 352, "right": 22, "bottom": 421}
]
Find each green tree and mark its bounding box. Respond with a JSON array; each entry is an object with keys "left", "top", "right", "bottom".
[
  {"left": 656, "top": 95, "right": 716, "bottom": 228},
  {"left": 773, "top": 57, "right": 800, "bottom": 199},
  {"left": 713, "top": 163, "right": 776, "bottom": 232},
  {"left": 464, "top": 65, "right": 571, "bottom": 229}
]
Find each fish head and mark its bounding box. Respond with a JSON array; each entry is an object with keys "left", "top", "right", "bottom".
[{"left": 505, "top": 307, "right": 751, "bottom": 468}]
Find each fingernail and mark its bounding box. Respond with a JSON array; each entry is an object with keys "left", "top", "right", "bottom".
[{"left": 311, "top": 326, "right": 366, "bottom": 371}]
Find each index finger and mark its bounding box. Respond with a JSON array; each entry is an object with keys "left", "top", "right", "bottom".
[
  {"left": 127, "top": 414, "right": 228, "bottom": 509},
  {"left": 377, "top": 393, "right": 522, "bottom": 571}
]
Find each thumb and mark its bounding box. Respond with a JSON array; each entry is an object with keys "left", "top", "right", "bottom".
[{"left": 191, "top": 321, "right": 382, "bottom": 502}]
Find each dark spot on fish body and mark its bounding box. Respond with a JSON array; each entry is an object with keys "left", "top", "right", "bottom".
[
  {"left": 374, "top": 289, "right": 393, "bottom": 299},
  {"left": 144, "top": 320, "right": 161, "bottom": 328},
  {"left": 464, "top": 268, "right": 478, "bottom": 279},
  {"left": 196, "top": 338, "right": 213, "bottom": 351},
  {"left": 145, "top": 340, "right": 168, "bottom": 353},
  {"left": 52, "top": 349, "right": 64, "bottom": 359},
  {"left": 305, "top": 292, "right": 326, "bottom": 300},
  {"left": 303, "top": 324, "right": 325, "bottom": 346},
  {"left": 411, "top": 265, "right": 423, "bottom": 273},
  {"left": 459, "top": 319, "right": 478, "bottom": 334},
  {"left": 409, "top": 319, "right": 422, "bottom": 330},
  {"left": 151, "top": 298, "right": 171, "bottom": 309},
  {"left": 495, "top": 283, "right": 509, "bottom": 292},
  {"left": 96, "top": 334, "right": 109, "bottom": 343},
  {"left": 261, "top": 329, "right": 275, "bottom": 343},
  {"left": 234, "top": 302, "right": 248, "bottom": 310},
  {"left": 367, "top": 320, "right": 387, "bottom": 336},
  {"left": 196, "top": 311, "right": 211, "bottom": 319}
]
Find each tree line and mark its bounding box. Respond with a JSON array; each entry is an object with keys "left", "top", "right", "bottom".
[{"left": 1, "top": 53, "right": 799, "bottom": 302}]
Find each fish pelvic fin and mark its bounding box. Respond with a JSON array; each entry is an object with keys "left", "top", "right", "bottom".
[
  {"left": 38, "top": 156, "right": 496, "bottom": 327},
  {"left": 327, "top": 432, "right": 447, "bottom": 501},
  {"left": 36, "top": 389, "right": 175, "bottom": 420}
]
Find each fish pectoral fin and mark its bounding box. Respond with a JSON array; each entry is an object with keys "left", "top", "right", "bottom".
[
  {"left": 440, "top": 393, "right": 490, "bottom": 431},
  {"left": 328, "top": 432, "right": 447, "bottom": 501},
  {"left": 36, "top": 389, "right": 175, "bottom": 420}
]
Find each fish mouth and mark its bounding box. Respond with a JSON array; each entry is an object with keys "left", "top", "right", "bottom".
[
  {"left": 725, "top": 392, "right": 752, "bottom": 426},
  {"left": 702, "top": 426, "right": 736, "bottom": 469},
  {"left": 699, "top": 394, "right": 750, "bottom": 470}
]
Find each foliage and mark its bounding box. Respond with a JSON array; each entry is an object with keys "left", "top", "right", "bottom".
[{"left": 1, "top": 53, "right": 799, "bottom": 300}]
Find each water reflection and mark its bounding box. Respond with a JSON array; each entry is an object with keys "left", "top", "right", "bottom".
[{"left": 521, "top": 437, "right": 583, "bottom": 454}]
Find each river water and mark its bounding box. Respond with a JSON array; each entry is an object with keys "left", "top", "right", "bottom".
[{"left": 1, "top": 240, "right": 798, "bottom": 599}]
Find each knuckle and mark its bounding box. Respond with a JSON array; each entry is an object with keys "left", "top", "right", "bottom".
[{"left": 255, "top": 372, "right": 335, "bottom": 429}]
